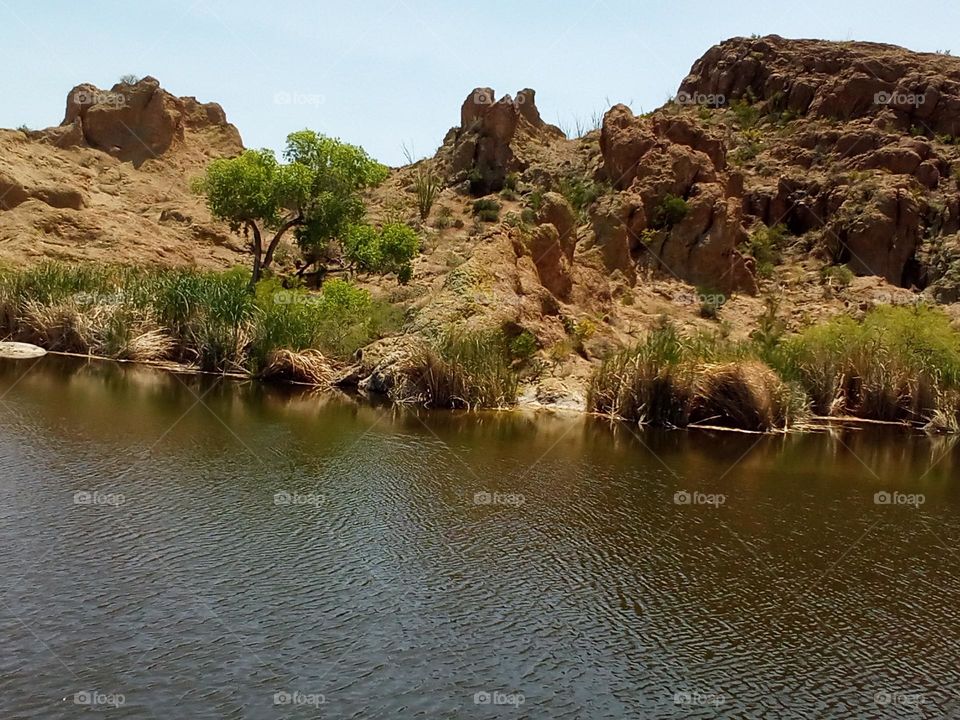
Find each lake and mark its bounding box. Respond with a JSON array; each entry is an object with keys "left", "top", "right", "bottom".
[{"left": 1, "top": 356, "right": 958, "bottom": 718}]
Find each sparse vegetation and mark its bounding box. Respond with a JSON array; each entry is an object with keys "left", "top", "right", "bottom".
[
  {"left": 413, "top": 168, "right": 441, "bottom": 221},
  {"left": 769, "top": 305, "right": 960, "bottom": 423},
  {"left": 820, "top": 264, "right": 855, "bottom": 288},
  {"left": 747, "top": 224, "right": 789, "bottom": 278}
]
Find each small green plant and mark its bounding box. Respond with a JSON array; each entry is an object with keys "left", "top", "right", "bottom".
[
  {"left": 697, "top": 287, "right": 727, "bottom": 319},
  {"left": 650, "top": 195, "right": 690, "bottom": 230},
  {"left": 509, "top": 330, "right": 538, "bottom": 362},
  {"left": 731, "top": 99, "right": 760, "bottom": 129},
  {"left": 504, "top": 172, "right": 520, "bottom": 191},
  {"left": 820, "top": 264, "right": 854, "bottom": 288},
  {"left": 556, "top": 175, "right": 608, "bottom": 219},
  {"left": 472, "top": 198, "right": 501, "bottom": 222},
  {"left": 118, "top": 74, "right": 140, "bottom": 85},
  {"left": 433, "top": 205, "right": 455, "bottom": 230},
  {"left": 413, "top": 169, "right": 441, "bottom": 221},
  {"left": 747, "top": 224, "right": 789, "bottom": 278}
]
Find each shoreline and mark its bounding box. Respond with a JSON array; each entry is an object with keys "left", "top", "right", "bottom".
[{"left": 18, "top": 348, "right": 929, "bottom": 437}]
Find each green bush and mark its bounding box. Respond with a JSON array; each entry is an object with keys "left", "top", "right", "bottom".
[
  {"left": 747, "top": 224, "right": 789, "bottom": 278},
  {"left": 770, "top": 305, "right": 960, "bottom": 420},
  {"left": 650, "top": 195, "right": 690, "bottom": 230},
  {"left": 472, "top": 198, "right": 501, "bottom": 222},
  {"left": 411, "top": 329, "right": 518, "bottom": 409}
]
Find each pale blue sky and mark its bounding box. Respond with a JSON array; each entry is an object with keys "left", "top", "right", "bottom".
[{"left": 2, "top": 0, "right": 958, "bottom": 165}]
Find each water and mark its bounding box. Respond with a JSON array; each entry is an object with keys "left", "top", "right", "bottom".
[{"left": 1, "top": 356, "right": 959, "bottom": 719}]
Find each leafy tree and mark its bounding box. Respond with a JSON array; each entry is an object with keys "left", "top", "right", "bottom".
[
  {"left": 343, "top": 222, "right": 420, "bottom": 283},
  {"left": 194, "top": 130, "right": 392, "bottom": 286}
]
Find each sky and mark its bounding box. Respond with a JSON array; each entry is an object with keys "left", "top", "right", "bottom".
[{"left": 2, "top": 0, "right": 959, "bottom": 166}]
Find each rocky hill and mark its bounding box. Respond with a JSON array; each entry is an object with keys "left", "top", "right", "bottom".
[
  {"left": 0, "top": 77, "right": 246, "bottom": 267},
  {"left": 3, "top": 38, "right": 960, "bottom": 406}
]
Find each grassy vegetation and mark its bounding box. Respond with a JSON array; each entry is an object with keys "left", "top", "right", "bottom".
[
  {"left": 407, "top": 329, "right": 519, "bottom": 409},
  {"left": 769, "top": 305, "right": 960, "bottom": 422},
  {"left": 413, "top": 169, "right": 441, "bottom": 221},
  {"left": 590, "top": 306, "right": 960, "bottom": 431},
  {"left": 0, "top": 262, "right": 402, "bottom": 383},
  {"left": 588, "top": 321, "right": 803, "bottom": 430}
]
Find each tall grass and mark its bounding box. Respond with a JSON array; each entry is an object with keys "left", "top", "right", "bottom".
[
  {"left": 770, "top": 305, "right": 960, "bottom": 422},
  {"left": 592, "top": 306, "right": 960, "bottom": 430},
  {"left": 0, "top": 262, "right": 402, "bottom": 382},
  {"left": 407, "top": 329, "right": 518, "bottom": 409},
  {"left": 589, "top": 322, "right": 805, "bottom": 430}
]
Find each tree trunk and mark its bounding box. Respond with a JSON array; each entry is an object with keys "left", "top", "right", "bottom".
[
  {"left": 262, "top": 216, "right": 303, "bottom": 272},
  {"left": 247, "top": 221, "right": 264, "bottom": 290}
]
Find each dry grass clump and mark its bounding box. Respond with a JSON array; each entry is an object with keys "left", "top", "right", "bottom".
[
  {"left": 258, "top": 349, "right": 334, "bottom": 386},
  {"left": 589, "top": 323, "right": 805, "bottom": 431},
  {"left": 691, "top": 361, "right": 807, "bottom": 431}
]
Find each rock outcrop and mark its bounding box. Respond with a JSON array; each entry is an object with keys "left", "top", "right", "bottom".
[
  {"left": 680, "top": 35, "right": 960, "bottom": 136},
  {"left": 442, "top": 87, "right": 565, "bottom": 193},
  {"left": 681, "top": 35, "right": 960, "bottom": 287},
  {"left": 593, "top": 104, "right": 756, "bottom": 293},
  {"left": 57, "top": 76, "right": 242, "bottom": 164},
  {"left": 0, "top": 78, "right": 245, "bottom": 268}
]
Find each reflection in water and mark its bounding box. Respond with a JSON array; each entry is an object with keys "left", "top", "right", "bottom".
[{"left": 0, "top": 356, "right": 959, "bottom": 719}]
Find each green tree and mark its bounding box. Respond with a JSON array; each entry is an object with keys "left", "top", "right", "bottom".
[{"left": 194, "top": 130, "right": 390, "bottom": 286}]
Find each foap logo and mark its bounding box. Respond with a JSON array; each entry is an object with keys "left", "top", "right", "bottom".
[
  {"left": 472, "top": 88, "right": 494, "bottom": 106},
  {"left": 674, "top": 490, "right": 726, "bottom": 508},
  {"left": 674, "top": 90, "right": 725, "bottom": 108},
  {"left": 875, "top": 690, "right": 925, "bottom": 708},
  {"left": 273, "top": 690, "right": 326, "bottom": 707},
  {"left": 273, "top": 290, "right": 323, "bottom": 307},
  {"left": 273, "top": 490, "right": 325, "bottom": 508},
  {"left": 673, "top": 290, "right": 727, "bottom": 308},
  {"left": 73, "top": 89, "right": 126, "bottom": 108},
  {"left": 73, "top": 490, "right": 125, "bottom": 507},
  {"left": 473, "top": 690, "right": 525, "bottom": 707},
  {"left": 473, "top": 490, "right": 525, "bottom": 507},
  {"left": 73, "top": 690, "right": 125, "bottom": 708},
  {"left": 874, "top": 91, "right": 926, "bottom": 108},
  {"left": 73, "top": 291, "right": 126, "bottom": 306},
  {"left": 273, "top": 91, "right": 325, "bottom": 107},
  {"left": 874, "top": 491, "right": 925, "bottom": 508},
  {"left": 673, "top": 690, "right": 725, "bottom": 708}
]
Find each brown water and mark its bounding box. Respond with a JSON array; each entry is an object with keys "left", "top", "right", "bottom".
[{"left": 1, "top": 356, "right": 959, "bottom": 719}]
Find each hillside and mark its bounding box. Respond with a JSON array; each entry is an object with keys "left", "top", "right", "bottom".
[{"left": 3, "top": 37, "right": 960, "bottom": 410}]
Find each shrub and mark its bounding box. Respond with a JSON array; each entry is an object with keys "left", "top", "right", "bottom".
[
  {"left": 820, "top": 264, "right": 854, "bottom": 288},
  {"left": 770, "top": 305, "right": 960, "bottom": 421},
  {"left": 588, "top": 321, "right": 803, "bottom": 430},
  {"left": 731, "top": 99, "right": 760, "bottom": 129},
  {"left": 747, "top": 224, "right": 789, "bottom": 278},
  {"left": 650, "top": 195, "right": 690, "bottom": 230},
  {"left": 509, "top": 330, "right": 538, "bottom": 362},
  {"left": 556, "top": 175, "right": 608, "bottom": 219},
  {"left": 697, "top": 287, "right": 727, "bottom": 319},
  {"left": 472, "top": 198, "right": 501, "bottom": 222}
]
